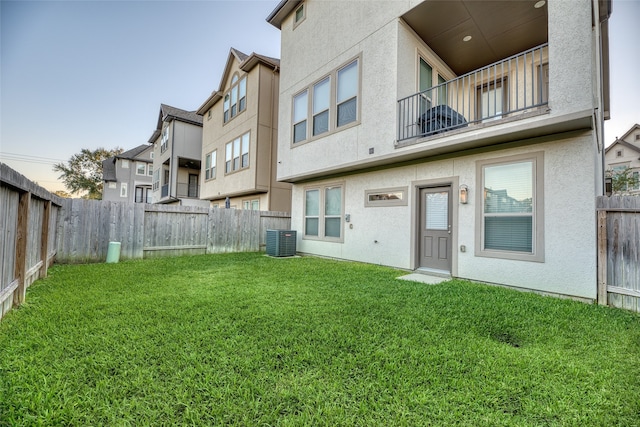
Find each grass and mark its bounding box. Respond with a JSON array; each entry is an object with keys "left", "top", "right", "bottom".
[{"left": 1, "top": 252, "right": 639, "bottom": 426}]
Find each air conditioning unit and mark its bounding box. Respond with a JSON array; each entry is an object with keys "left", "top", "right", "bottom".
[{"left": 266, "top": 229, "right": 297, "bottom": 257}]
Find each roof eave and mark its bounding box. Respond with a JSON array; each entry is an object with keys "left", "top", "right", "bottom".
[
  {"left": 196, "top": 91, "right": 223, "bottom": 116},
  {"left": 266, "top": 0, "right": 302, "bottom": 29}
]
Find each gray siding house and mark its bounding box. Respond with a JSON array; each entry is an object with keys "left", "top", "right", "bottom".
[
  {"left": 149, "top": 104, "right": 207, "bottom": 206},
  {"left": 102, "top": 144, "right": 154, "bottom": 203}
]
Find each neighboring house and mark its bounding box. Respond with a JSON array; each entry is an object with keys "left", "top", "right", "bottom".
[
  {"left": 196, "top": 48, "right": 291, "bottom": 211},
  {"left": 148, "top": 104, "right": 208, "bottom": 206},
  {"left": 268, "top": 0, "right": 611, "bottom": 300},
  {"left": 604, "top": 124, "right": 640, "bottom": 195},
  {"left": 102, "top": 144, "right": 154, "bottom": 203}
]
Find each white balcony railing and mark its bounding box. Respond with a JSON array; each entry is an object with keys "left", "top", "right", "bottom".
[{"left": 398, "top": 44, "right": 549, "bottom": 142}]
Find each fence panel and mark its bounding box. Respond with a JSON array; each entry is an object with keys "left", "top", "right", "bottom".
[
  {"left": 597, "top": 196, "right": 640, "bottom": 312},
  {"left": 144, "top": 204, "right": 209, "bottom": 257}
]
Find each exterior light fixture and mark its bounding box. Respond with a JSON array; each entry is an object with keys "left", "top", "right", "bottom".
[
  {"left": 459, "top": 184, "right": 469, "bottom": 204},
  {"left": 463, "top": 35, "right": 472, "bottom": 42},
  {"left": 534, "top": 1, "right": 546, "bottom": 8}
]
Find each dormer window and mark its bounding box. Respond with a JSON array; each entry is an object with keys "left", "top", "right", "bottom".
[
  {"left": 616, "top": 150, "right": 623, "bottom": 158},
  {"left": 223, "top": 75, "right": 247, "bottom": 124}
]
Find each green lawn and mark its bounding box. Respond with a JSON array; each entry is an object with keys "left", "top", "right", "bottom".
[{"left": 1, "top": 253, "right": 639, "bottom": 426}]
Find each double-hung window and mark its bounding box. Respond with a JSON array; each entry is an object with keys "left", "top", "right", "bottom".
[
  {"left": 160, "top": 126, "right": 169, "bottom": 153},
  {"left": 205, "top": 150, "right": 216, "bottom": 180},
  {"left": 304, "top": 183, "right": 344, "bottom": 241},
  {"left": 476, "top": 152, "right": 544, "bottom": 262},
  {"left": 224, "top": 75, "right": 247, "bottom": 123},
  {"left": 292, "top": 57, "right": 360, "bottom": 144},
  {"left": 136, "top": 162, "right": 146, "bottom": 176},
  {"left": 225, "top": 132, "right": 250, "bottom": 174}
]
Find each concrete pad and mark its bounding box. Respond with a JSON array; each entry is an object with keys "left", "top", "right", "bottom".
[{"left": 397, "top": 273, "right": 450, "bottom": 285}]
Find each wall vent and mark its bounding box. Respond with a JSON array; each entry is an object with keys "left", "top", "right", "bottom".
[{"left": 266, "top": 230, "right": 297, "bottom": 257}]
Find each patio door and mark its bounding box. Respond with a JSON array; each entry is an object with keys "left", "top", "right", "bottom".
[{"left": 419, "top": 186, "right": 452, "bottom": 272}]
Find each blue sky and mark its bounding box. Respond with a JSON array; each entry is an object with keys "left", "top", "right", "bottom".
[{"left": 1, "top": 0, "right": 638, "bottom": 193}]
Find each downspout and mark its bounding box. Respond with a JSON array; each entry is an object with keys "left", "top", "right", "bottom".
[
  {"left": 170, "top": 119, "right": 176, "bottom": 200},
  {"left": 267, "top": 64, "right": 279, "bottom": 210}
]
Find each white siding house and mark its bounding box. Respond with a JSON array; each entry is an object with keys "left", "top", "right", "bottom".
[{"left": 268, "top": 0, "right": 611, "bottom": 300}]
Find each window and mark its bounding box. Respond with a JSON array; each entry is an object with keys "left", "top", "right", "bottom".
[
  {"left": 225, "top": 132, "right": 250, "bottom": 174},
  {"left": 161, "top": 126, "right": 169, "bottom": 153},
  {"left": 243, "top": 199, "right": 260, "bottom": 210},
  {"left": 207, "top": 110, "right": 212, "bottom": 120},
  {"left": 478, "top": 78, "right": 507, "bottom": 121},
  {"left": 120, "top": 182, "right": 128, "bottom": 198},
  {"left": 153, "top": 169, "right": 159, "bottom": 191},
  {"left": 147, "top": 164, "right": 153, "bottom": 176},
  {"left": 419, "top": 57, "right": 448, "bottom": 106},
  {"left": 223, "top": 75, "right": 247, "bottom": 123},
  {"left": 135, "top": 186, "right": 151, "bottom": 203},
  {"left": 205, "top": 150, "right": 217, "bottom": 180},
  {"left": 294, "top": 3, "right": 305, "bottom": 27},
  {"left": 365, "top": 187, "right": 408, "bottom": 207},
  {"left": 121, "top": 159, "right": 129, "bottom": 169},
  {"left": 293, "top": 90, "right": 308, "bottom": 143},
  {"left": 304, "top": 183, "right": 344, "bottom": 241},
  {"left": 336, "top": 60, "right": 358, "bottom": 127},
  {"left": 313, "top": 77, "right": 330, "bottom": 136},
  {"left": 292, "top": 57, "right": 360, "bottom": 144},
  {"left": 616, "top": 150, "right": 623, "bottom": 158},
  {"left": 635, "top": 134, "right": 640, "bottom": 141},
  {"left": 150, "top": 152, "right": 154, "bottom": 159},
  {"left": 476, "top": 152, "right": 544, "bottom": 262},
  {"left": 136, "top": 162, "right": 146, "bottom": 175},
  {"left": 108, "top": 182, "right": 117, "bottom": 189}
]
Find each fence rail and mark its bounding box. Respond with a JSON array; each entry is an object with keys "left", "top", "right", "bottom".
[
  {"left": 1, "top": 163, "right": 63, "bottom": 320},
  {"left": 56, "top": 199, "right": 291, "bottom": 263},
  {"left": 597, "top": 196, "right": 640, "bottom": 313}
]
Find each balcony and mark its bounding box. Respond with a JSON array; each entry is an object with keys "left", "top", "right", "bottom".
[
  {"left": 398, "top": 44, "right": 548, "bottom": 143},
  {"left": 161, "top": 184, "right": 169, "bottom": 198}
]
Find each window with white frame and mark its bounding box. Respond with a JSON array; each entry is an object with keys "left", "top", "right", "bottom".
[
  {"left": 243, "top": 199, "right": 260, "bottom": 210},
  {"left": 225, "top": 132, "right": 250, "bottom": 174},
  {"left": 223, "top": 75, "right": 247, "bottom": 123},
  {"left": 476, "top": 152, "right": 544, "bottom": 262},
  {"left": 147, "top": 164, "right": 153, "bottom": 176},
  {"left": 304, "top": 183, "right": 344, "bottom": 241},
  {"left": 205, "top": 150, "right": 217, "bottom": 180},
  {"left": 121, "top": 159, "right": 129, "bottom": 169},
  {"left": 135, "top": 186, "right": 151, "bottom": 203},
  {"left": 136, "top": 162, "right": 146, "bottom": 175},
  {"left": 292, "top": 57, "right": 360, "bottom": 144},
  {"left": 153, "top": 169, "right": 159, "bottom": 191},
  {"left": 161, "top": 126, "right": 169, "bottom": 153},
  {"left": 120, "top": 182, "right": 128, "bottom": 198}
]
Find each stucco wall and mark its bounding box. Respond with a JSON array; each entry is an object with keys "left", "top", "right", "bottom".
[{"left": 290, "top": 132, "right": 598, "bottom": 299}]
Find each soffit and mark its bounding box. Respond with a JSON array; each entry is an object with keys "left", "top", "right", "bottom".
[{"left": 402, "top": 0, "right": 548, "bottom": 75}]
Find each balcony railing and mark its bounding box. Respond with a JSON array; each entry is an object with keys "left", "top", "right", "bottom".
[
  {"left": 177, "top": 182, "right": 199, "bottom": 198},
  {"left": 161, "top": 184, "right": 169, "bottom": 198},
  {"left": 398, "top": 44, "right": 549, "bottom": 142}
]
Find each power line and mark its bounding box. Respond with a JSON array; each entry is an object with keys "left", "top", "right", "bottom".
[{"left": 0, "top": 152, "right": 67, "bottom": 163}]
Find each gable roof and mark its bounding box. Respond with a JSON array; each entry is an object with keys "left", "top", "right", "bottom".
[
  {"left": 117, "top": 144, "right": 151, "bottom": 161},
  {"left": 605, "top": 124, "right": 640, "bottom": 155},
  {"left": 148, "top": 104, "right": 203, "bottom": 143},
  {"left": 267, "top": 0, "right": 302, "bottom": 29},
  {"left": 102, "top": 157, "right": 117, "bottom": 182},
  {"left": 196, "top": 48, "right": 280, "bottom": 116}
]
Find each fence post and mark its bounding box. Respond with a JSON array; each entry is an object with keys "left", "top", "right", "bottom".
[
  {"left": 39, "top": 200, "right": 51, "bottom": 279},
  {"left": 597, "top": 210, "right": 607, "bottom": 305},
  {"left": 13, "top": 192, "right": 30, "bottom": 306}
]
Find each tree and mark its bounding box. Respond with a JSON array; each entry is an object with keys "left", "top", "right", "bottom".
[
  {"left": 53, "top": 147, "right": 123, "bottom": 199},
  {"left": 606, "top": 167, "right": 640, "bottom": 196}
]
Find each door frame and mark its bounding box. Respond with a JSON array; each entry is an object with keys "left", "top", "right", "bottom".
[{"left": 410, "top": 176, "right": 459, "bottom": 275}]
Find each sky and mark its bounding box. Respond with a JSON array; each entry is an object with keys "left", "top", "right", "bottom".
[{"left": 1, "top": 0, "right": 639, "bottom": 194}]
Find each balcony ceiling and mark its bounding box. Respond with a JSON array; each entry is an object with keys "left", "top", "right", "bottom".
[{"left": 402, "top": 0, "right": 548, "bottom": 76}]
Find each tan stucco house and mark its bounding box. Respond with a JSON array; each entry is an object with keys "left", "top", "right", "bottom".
[
  {"left": 196, "top": 48, "right": 291, "bottom": 211},
  {"left": 268, "top": 0, "right": 611, "bottom": 300}
]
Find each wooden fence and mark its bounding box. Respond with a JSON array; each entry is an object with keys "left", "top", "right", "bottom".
[
  {"left": 1, "top": 163, "right": 63, "bottom": 320},
  {"left": 597, "top": 196, "right": 640, "bottom": 313},
  {"left": 56, "top": 199, "right": 291, "bottom": 263}
]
